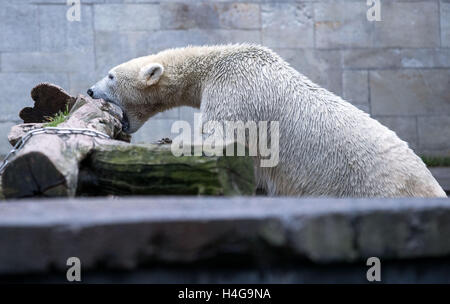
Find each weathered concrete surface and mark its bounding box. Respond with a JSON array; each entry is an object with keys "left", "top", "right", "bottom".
[{"left": 0, "top": 197, "right": 449, "bottom": 276}]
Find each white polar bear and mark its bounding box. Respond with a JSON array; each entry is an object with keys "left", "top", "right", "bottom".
[{"left": 88, "top": 44, "right": 447, "bottom": 198}]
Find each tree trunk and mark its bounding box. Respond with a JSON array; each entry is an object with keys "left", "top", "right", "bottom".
[
  {"left": 2, "top": 95, "right": 127, "bottom": 199},
  {"left": 77, "top": 143, "right": 255, "bottom": 196},
  {"left": 2, "top": 93, "right": 255, "bottom": 198}
]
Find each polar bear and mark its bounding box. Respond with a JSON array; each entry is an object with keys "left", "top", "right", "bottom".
[{"left": 88, "top": 44, "right": 446, "bottom": 198}]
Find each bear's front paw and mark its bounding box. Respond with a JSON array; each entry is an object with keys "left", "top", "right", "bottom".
[{"left": 156, "top": 137, "right": 172, "bottom": 144}]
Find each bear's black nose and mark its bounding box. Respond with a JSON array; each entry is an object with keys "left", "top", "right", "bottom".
[{"left": 87, "top": 89, "right": 93, "bottom": 97}]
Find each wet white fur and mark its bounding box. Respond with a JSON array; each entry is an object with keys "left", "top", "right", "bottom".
[{"left": 91, "top": 44, "right": 447, "bottom": 197}]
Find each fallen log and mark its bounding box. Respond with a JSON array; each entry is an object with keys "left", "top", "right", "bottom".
[
  {"left": 8, "top": 123, "right": 45, "bottom": 147},
  {"left": 2, "top": 86, "right": 128, "bottom": 198},
  {"left": 1, "top": 83, "right": 255, "bottom": 199},
  {"left": 77, "top": 143, "right": 255, "bottom": 196}
]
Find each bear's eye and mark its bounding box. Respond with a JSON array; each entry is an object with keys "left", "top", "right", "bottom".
[{"left": 108, "top": 74, "right": 114, "bottom": 80}]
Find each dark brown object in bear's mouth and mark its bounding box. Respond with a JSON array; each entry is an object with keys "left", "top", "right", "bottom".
[{"left": 19, "top": 83, "right": 77, "bottom": 123}]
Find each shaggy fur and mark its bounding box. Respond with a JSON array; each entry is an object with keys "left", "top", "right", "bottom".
[{"left": 89, "top": 44, "right": 447, "bottom": 198}]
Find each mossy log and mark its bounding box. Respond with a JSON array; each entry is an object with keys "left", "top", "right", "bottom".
[
  {"left": 77, "top": 143, "right": 256, "bottom": 196},
  {"left": 2, "top": 82, "right": 255, "bottom": 199}
]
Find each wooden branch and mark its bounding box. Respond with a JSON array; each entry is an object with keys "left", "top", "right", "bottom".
[
  {"left": 19, "top": 82, "right": 77, "bottom": 123},
  {"left": 77, "top": 143, "right": 255, "bottom": 196}
]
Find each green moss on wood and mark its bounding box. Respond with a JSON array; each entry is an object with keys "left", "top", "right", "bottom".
[
  {"left": 44, "top": 104, "right": 70, "bottom": 127},
  {"left": 77, "top": 143, "right": 255, "bottom": 196}
]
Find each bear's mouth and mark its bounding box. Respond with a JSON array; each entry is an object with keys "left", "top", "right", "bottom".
[
  {"left": 121, "top": 110, "right": 130, "bottom": 133},
  {"left": 102, "top": 98, "right": 130, "bottom": 133}
]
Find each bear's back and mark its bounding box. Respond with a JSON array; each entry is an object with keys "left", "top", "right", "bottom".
[{"left": 196, "top": 44, "right": 446, "bottom": 197}]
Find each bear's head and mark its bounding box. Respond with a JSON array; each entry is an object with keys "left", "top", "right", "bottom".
[{"left": 88, "top": 57, "right": 167, "bottom": 133}]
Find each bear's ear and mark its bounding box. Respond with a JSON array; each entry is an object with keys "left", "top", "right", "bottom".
[{"left": 139, "top": 63, "right": 164, "bottom": 86}]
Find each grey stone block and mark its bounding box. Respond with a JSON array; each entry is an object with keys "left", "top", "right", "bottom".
[
  {"left": 353, "top": 103, "right": 371, "bottom": 114},
  {"left": 398, "top": 49, "right": 450, "bottom": 68},
  {"left": 0, "top": 197, "right": 450, "bottom": 275},
  {"left": 343, "top": 49, "right": 450, "bottom": 69},
  {"left": 418, "top": 115, "right": 450, "bottom": 152},
  {"left": 442, "top": 2, "right": 450, "bottom": 47},
  {"left": 147, "top": 30, "right": 261, "bottom": 52},
  {"left": 429, "top": 167, "right": 450, "bottom": 192},
  {"left": 1, "top": 51, "right": 95, "bottom": 73},
  {"left": 0, "top": 3, "right": 39, "bottom": 52},
  {"left": 21, "top": 0, "right": 103, "bottom": 3},
  {"left": 276, "top": 48, "right": 342, "bottom": 95},
  {"left": 38, "top": 5, "right": 66, "bottom": 52},
  {"left": 95, "top": 31, "right": 149, "bottom": 76},
  {"left": 160, "top": 2, "right": 260, "bottom": 30},
  {"left": 262, "top": 3, "right": 314, "bottom": 48},
  {"left": 343, "top": 49, "right": 403, "bottom": 70},
  {"left": 67, "top": 4, "right": 95, "bottom": 52},
  {"left": 343, "top": 70, "right": 369, "bottom": 105},
  {"left": 314, "top": 1, "right": 372, "bottom": 48},
  {"left": 0, "top": 73, "right": 69, "bottom": 121},
  {"left": 68, "top": 71, "right": 100, "bottom": 96},
  {"left": 94, "top": 4, "right": 159, "bottom": 31},
  {"left": 39, "top": 4, "right": 94, "bottom": 52},
  {"left": 0, "top": 122, "right": 16, "bottom": 156},
  {"left": 373, "top": 1, "right": 440, "bottom": 48},
  {"left": 374, "top": 116, "right": 418, "bottom": 151},
  {"left": 370, "top": 69, "right": 450, "bottom": 116}
]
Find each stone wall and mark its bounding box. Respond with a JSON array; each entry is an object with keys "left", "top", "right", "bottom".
[{"left": 0, "top": 0, "right": 449, "bottom": 157}]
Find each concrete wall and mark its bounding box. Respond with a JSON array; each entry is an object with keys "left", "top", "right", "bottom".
[
  {"left": 1, "top": 196, "right": 450, "bottom": 283},
  {"left": 0, "top": 0, "right": 449, "bottom": 157}
]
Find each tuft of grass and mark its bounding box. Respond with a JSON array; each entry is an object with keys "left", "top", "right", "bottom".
[
  {"left": 421, "top": 155, "right": 450, "bottom": 167},
  {"left": 44, "top": 104, "right": 70, "bottom": 127}
]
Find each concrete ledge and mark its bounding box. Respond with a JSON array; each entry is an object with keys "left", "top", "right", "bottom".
[{"left": 0, "top": 197, "right": 449, "bottom": 276}]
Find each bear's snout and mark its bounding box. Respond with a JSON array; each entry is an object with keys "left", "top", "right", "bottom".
[{"left": 87, "top": 88, "right": 94, "bottom": 97}]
